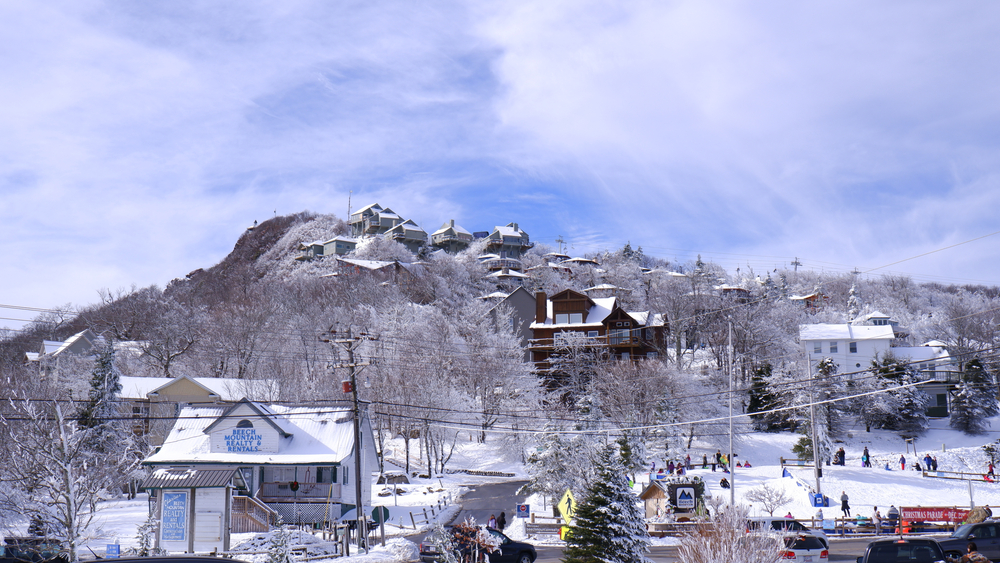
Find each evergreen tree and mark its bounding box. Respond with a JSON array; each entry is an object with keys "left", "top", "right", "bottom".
[
  {"left": 963, "top": 359, "right": 999, "bottom": 417},
  {"left": 847, "top": 283, "right": 861, "bottom": 321},
  {"left": 859, "top": 354, "right": 928, "bottom": 433},
  {"left": 78, "top": 342, "right": 123, "bottom": 431},
  {"left": 562, "top": 443, "right": 651, "bottom": 563},
  {"left": 747, "top": 363, "right": 790, "bottom": 431},
  {"left": 950, "top": 380, "right": 991, "bottom": 435}
]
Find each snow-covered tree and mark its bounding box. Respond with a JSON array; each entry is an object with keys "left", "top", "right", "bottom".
[
  {"left": 267, "top": 520, "right": 294, "bottom": 563},
  {"left": 562, "top": 442, "right": 651, "bottom": 563},
  {"left": 0, "top": 399, "right": 140, "bottom": 563},
  {"left": 950, "top": 380, "right": 991, "bottom": 435},
  {"left": 677, "top": 503, "right": 784, "bottom": 563},
  {"left": 77, "top": 342, "right": 122, "bottom": 431}
]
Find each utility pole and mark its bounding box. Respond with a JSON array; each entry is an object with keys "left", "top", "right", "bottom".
[
  {"left": 728, "top": 321, "right": 735, "bottom": 506},
  {"left": 791, "top": 257, "right": 802, "bottom": 272},
  {"left": 555, "top": 235, "right": 566, "bottom": 254},
  {"left": 322, "top": 326, "right": 374, "bottom": 554},
  {"left": 807, "top": 352, "right": 822, "bottom": 497}
]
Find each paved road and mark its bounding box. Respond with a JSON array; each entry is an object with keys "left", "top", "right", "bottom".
[
  {"left": 448, "top": 479, "right": 528, "bottom": 527},
  {"left": 534, "top": 537, "right": 872, "bottom": 562}
]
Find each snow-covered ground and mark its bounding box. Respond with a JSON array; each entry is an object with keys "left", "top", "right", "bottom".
[{"left": 31, "top": 415, "right": 1000, "bottom": 562}]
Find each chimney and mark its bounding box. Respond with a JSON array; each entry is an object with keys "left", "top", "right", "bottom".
[
  {"left": 535, "top": 291, "right": 547, "bottom": 323},
  {"left": 450, "top": 219, "right": 455, "bottom": 227}
]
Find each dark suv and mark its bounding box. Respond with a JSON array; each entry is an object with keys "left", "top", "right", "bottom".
[
  {"left": 420, "top": 527, "right": 536, "bottom": 563},
  {"left": 855, "top": 537, "right": 946, "bottom": 563},
  {"left": 937, "top": 522, "right": 1000, "bottom": 561}
]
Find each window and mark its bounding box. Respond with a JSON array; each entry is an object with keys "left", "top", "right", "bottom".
[
  {"left": 343, "top": 466, "right": 349, "bottom": 485},
  {"left": 849, "top": 341, "right": 857, "bottom": 353},
  {"left": 317, "top": 467, "right": 338, "bottom": 484},
  {"left": 570, "top": 313, "right": 583, "bottom": 323},
  {"left": 555, "top": 313, "right": 569, "bottom": 324},
  {"left": 609, "top": 328, "right": 629, "bottom": 345},
  {"left": 646, "top": 351, "right": 658, "bottom": 358},
  {"left": 829, "top": 342, "right": 838, "bottom": 353},
  {"left": 587, "top": 331, "right": 599, "bottom": 337},
  {"left": 556, "top": 313, "right": 583, "bottom": 324},
  {"left": 620, "top": 352, "right": 629, "bottom": 360},
  {"left": 813, "top": 342, "right": 822, "bottom": 354}
]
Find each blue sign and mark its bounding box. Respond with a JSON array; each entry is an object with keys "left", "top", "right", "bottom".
[
  {"left": 224, "top": 427, "right": 262, "bottom": 453},
  {"left": 516, "top": 504, "right": 529, "bottom": 518},
  {"left": 106, "top": 544, "right": 120, "bottom": 558},
  {"left": 161, "top": 491, "right": 188, "bottom": 541}
]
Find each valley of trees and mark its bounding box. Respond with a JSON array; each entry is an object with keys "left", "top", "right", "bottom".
[{"left": 2, "top": 211, "right": 1000, "bottom": 543}]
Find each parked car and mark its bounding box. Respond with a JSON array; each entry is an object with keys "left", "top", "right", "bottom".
[
  {"left": 855, "top": 537, "right": 947, "bottom": 563},
  {"left": 747, "top": 517, "right": 829, "bottom": 548},
  {"left": 420, "top": 526, "right": 536, "bottom": 563},
  {"left": 937, "top": 521, "right": 1000, "bottom": 561},
  {"left": 0, "top": 537, "right": 66, "bottom": 563},
  {"left": 781, "top": 533, "right": 829, "bottom": 563}
]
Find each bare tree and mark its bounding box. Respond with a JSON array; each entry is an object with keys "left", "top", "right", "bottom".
[{"left": 745, "top": 483, "right": 793, "bottom": 516}]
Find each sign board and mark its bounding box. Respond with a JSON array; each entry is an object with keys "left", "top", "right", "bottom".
[
  {"left": 675, "top": 487, "right": 695, "bottom": 510},
  {"left": 900, "top": 507, "right": 969, "bottom": 522},
  {"left": 557, "top": 489, "right": 576, "bottom": 525},
  {"left": 105, "top": 545, "right": 120, "bottom": 559},
  {"left": 516, "top": 504, "right": 530, "bottom": 518},
  {"left": 161, "top": 491, "right": 188, "bottom": 542},
  {"left": 372, "top": 506, "right": 390, "bottom": 523}
]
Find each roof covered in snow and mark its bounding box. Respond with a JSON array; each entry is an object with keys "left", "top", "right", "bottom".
[
  {"left": 145, "top": 401, "right": 359, "bottom": 466},
  {"left": 798, "top": 324, "right": 895, "bottom": 341}
]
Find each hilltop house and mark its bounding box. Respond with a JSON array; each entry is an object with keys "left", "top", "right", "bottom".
[
  {"left": 529, "top": 289, "right": 666, "bottom": 379},
  {"left": 484, "top": 223, "right": 532, "bottom": 259},
  {"left": 431, "top": 220, "right": 473, "bottom": 253},
  {"left": 143, "top": 399, "right": 377, "bottom": 552},
  {"left": 296, "top": 236, "right": 357, "bottom": 261}
]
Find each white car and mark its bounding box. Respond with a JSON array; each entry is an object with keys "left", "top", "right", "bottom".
[
  {"left": 747, "top": 517, "right": 830, "bottom": 548},
  {"left": 781, "top": 533, "right": 829, "bottom": 563}
]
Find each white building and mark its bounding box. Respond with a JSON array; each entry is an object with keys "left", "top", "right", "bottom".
[
  {"left": 798, "top": 324, "right": 896, "bottom": 377},
  {"left": 143, "top": 399, "right": 377, "bottom": 553}
]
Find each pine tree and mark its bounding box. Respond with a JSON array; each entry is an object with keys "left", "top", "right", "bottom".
[
  {"left": 78, "top": 342, "right": 123, "bottom": 432},
  {"left": 963, "top": 359, "right": 999, "bottom": 417},
  {"left": 562, "top": 443, "right": 651, "bottom": 563},
  {"left": 847, "top": 283, "right": 861, "bottom": 321},
  {"left": 950, "top": 380, "right": 990, "bottom": 435}
]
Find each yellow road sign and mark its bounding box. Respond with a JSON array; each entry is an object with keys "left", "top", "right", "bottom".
[{"left": 557, "top": 488, "right": 576, "bottom": 525}]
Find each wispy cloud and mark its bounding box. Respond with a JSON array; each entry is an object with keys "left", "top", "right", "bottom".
[{"left": 3, "top": 1, "right": 1000, "bottom": 324}]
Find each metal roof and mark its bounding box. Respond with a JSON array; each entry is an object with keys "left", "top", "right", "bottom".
[{"left": 142, "top": 468, "right": 238, "bottom": 489}]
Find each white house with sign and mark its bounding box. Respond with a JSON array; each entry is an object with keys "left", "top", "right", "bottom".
[{"left": 143, "top": 398, "right": 376, "bottom": 553}]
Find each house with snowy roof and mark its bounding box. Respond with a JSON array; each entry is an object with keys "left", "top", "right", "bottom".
[
  {"left": 799, "top": 324, "right": 959, "bottom": 416},
  {"left": 119, "top": 375, "right": 278, "bottom": 445},
  {"left": 529, "top": 290, "right": 666, "bottom": 378},
  {"left": 143, "top": 399, "right": 377, "bottom": 551},
  {"left": 431, "top": 219, "right": 473, "bottom": 253},
  {"left": 350, "top": 203, "right": 404, "bottom": 237},
  {"left": 385, "top": 219, "right": 429, "bottom": 253},
  {"left": 484, "top": 222, "right": 532, "bottom": 258},
  {"left": 799, "top": 324, "right": 895, "bottom": 377},
  {"left": 295, "top": 236, "right": 357, "bottom": 261}
]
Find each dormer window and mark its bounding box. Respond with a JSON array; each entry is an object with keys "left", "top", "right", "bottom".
[{"left": 555, "top": 313, "right": 584, "bottom": 324}]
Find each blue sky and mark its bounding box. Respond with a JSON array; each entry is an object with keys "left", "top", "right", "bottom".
[{"left": 4, "top": 1, "right": 1000, "bottom": 327}]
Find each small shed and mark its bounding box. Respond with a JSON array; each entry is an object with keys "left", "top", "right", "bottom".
[
  {"left": 142, "top": 468, "right": 241, "bottom": 553},
  {"left": 639, "top": 478, "right": 705, "bottom": 518}
]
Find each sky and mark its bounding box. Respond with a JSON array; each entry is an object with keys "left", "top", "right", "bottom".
[{"left": 5, "top": 1, "right": 1000, "bottom": 329}]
